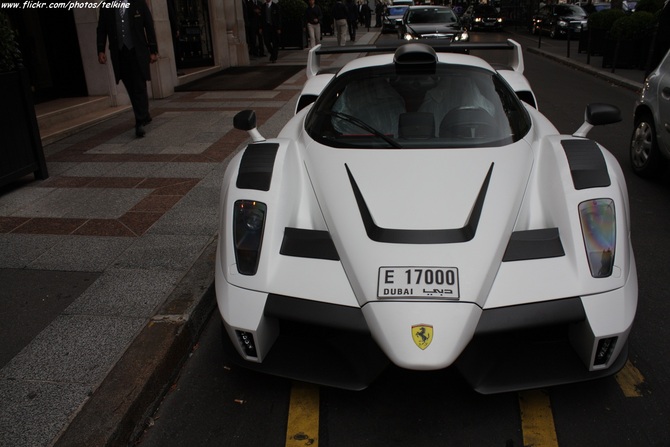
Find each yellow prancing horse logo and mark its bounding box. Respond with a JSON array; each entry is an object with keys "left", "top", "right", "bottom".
[{"left": 412, "top": 324, "right": 433, "bottom": 350}]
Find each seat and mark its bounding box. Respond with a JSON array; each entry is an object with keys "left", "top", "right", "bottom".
[
  {"left": 398, "top": 112, "right": 435, "bottom": 139},
  {"left": 439, "top": 106, "right": 497, "bottom": 139},
  {"left": 418, "top": 76, "right": 495, "bottom": 133}
]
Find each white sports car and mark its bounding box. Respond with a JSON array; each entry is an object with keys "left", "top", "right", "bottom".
[{"left": 215, "top": 41, "right": 638, "bottom": 393}]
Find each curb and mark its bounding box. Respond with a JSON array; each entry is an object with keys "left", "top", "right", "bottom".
[
  {"left": 526, "top": 46, "right": 644, "bottom": 93},
  {"left": 52, "top": 237, "right": 218, "bottom": 447}
]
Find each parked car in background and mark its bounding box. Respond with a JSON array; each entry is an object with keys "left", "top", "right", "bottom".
[
  {"left": 382, "top": 5, "right": 409, "bottom": 33},
  {"left": 461, "top": 4, "right": 503, "bottom": 31},
  {"left": 532, "top": 4, "right": 588, "bottom": 38},
  {"left": 398, "top": 5, "right": 469, "bottom": 41},
  {"left": 630, "top": 50, "right": 670, "bottom": 177}
]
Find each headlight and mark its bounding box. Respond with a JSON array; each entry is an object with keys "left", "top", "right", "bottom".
[
  {"left": 475, "top": 17, "right": 482, "bottom": 22},
  {"left": 579, "top": 199, "right": 616, "bottom": 278},
  {"left": 454, "top": 30, "right": 469, "bottom": 41},
  {"left": 497, "top": 18, "right": 503, "bottom": 23},
  {"left": 233, "top": 200, "right": 267, "bottom": 275},
  {"left": 404, "top": 33, "right": 417, "bottom": 40},
  {"left": 558, "top": 20, "right": 568, "bottom": 27}
]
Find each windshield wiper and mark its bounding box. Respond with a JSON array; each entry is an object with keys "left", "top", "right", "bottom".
[{"left": 320, "top": 111, "right": 402, "bottom": 149}]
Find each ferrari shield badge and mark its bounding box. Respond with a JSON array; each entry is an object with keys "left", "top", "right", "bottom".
[{"left": 412, "top": 324, "right": 433, "bottom": 350}]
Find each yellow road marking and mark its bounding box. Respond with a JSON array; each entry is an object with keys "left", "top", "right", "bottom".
[
  {"left": 286, "top": 381, "right": 320, "bottom": 447},
  {"left": 519, "top": 389, "right": 559, "bottom": 447},
  {"left": 615, "top": 360, "right": 645, "bottom": 397}
]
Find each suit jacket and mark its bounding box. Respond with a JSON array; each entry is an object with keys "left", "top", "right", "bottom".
[
  {"left": 96, "top": 0, "right": 158, "bottom": 83},
  {"left": 260, "top": 1, "right": 282, "bottom": 30}
]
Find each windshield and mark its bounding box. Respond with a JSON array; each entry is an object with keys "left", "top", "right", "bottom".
[
  {"left": 474, "top": 5, "right": 498, "bottom": 15},
  {"left": 387, "top": 6, "right": 408, "bottom": 15},
  {"left": 407, "top": 8, "right": 457, "bottom": 24},
  {"left": 305, "top": 64, "right": 531, "bottom": 149},
  {"left": 555, "top": 5, "right": 586, "bottom": 16}
]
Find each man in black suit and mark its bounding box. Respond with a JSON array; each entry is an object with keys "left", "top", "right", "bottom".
[
  {"left": 97, "top": 0, "right": 158, "bottom": 137},
  {"left": 260, "top": 0, "right": 282, "bottom": 63}
]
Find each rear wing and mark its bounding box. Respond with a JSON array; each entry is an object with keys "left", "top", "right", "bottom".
[{"left": 306, "top": 39, "right": 524, "bottom": 79}]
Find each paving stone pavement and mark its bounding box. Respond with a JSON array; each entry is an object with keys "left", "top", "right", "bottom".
[{"left": 0, "top": 30, "right": 380, "bottom": 447}]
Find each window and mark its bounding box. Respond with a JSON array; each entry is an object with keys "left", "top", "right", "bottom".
[{"left": 305, "top": 64, "right": 531, "bottom": 149}]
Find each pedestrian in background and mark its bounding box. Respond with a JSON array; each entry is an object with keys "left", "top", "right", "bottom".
[
  {"left": 332, "top": 0, "right": 348, "bottom": 46},
  {"left": 361, "top": 1, "right": 371, "bottom": 30},
  {"left": 97, "top": 0, "right": 158, "bottom": 138},
  {"left": 375, "top": 0, "right": 383, "bottom": 27},
  {"left": 346, "top": 0, "right": 358, "bottom": 42},
  {"left": 250, "top": 0, "right": 265, "bottom": 57},
  {"left": 261, "top": 0, "right": 282, "bottom": 63},
  {"left": 244, "top": 0, "right": 264, "bottom": 58},
  {"left": 304, "top": 0, "right": 323, "bottom": 49}
]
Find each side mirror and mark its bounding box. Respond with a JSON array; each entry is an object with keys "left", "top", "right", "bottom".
[
  {"left": 573, "top": 103, "right": 621, "bottom": 138},
  {"left": 585, "top": 103, "right": 622, "bottom": 126},
  {"left": 233, "top": 110, "right": 265, "bottom": 142},
  {"left": 234, "top": 110, "right": 257, "bottom": 131}
]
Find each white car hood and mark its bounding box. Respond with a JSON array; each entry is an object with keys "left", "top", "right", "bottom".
[{"left": 303, "top": 140, "right": 534, "bottom": 308}]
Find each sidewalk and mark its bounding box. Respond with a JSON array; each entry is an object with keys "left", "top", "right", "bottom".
[
  {"left": 0, "top": 27, "right": 647, "bottom": 447},
  {"left": 505, "top": 26, "right": 646, "bottom": 92},
  {"left": 0, "top": 30, "right": 378, "bottom": 447}
]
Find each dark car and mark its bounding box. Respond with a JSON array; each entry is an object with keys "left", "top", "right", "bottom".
[
  {"left": 398, "top": 5, "right": 469, "bottom": 41},
  {"left": 461, "top": 4, "right": 503, "bottom": 31},
  {"left": 382, "top": 5, "right": 409, "bottom": 33},
  {"left": 532, "top": 4, "right": 587, "bottom": 38}
]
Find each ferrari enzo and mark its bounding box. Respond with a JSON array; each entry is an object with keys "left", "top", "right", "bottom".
[{"left": 215, "top": 41, "right": 637, "bottom": 393}]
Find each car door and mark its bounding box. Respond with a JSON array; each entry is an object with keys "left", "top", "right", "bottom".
[{"left": 658, "top": 53, "right": 670, "bottom": 153}]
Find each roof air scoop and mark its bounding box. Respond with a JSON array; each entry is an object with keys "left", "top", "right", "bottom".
[{"left": 394, "top": 43, "right": 437, "bottom": 74}]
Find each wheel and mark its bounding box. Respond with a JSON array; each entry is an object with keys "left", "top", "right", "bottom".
[{"left": 630, "top": 112, "right": 666, "bottom": 178}]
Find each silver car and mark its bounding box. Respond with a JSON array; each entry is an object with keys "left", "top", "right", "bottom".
[{"left": 630, "top": 50, "right": 670, "bottom": 177}]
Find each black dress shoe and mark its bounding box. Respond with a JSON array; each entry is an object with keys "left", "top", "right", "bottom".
[{"left": 135, "top": 124, "right": 145, "bottom": 138}]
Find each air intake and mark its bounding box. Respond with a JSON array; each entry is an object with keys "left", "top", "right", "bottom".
[
  {"left": 235, "top": 330, "right": 258, "bottom": 358},
  {"left": 594, "top": 337, "right": 617, "bottom": 366}
]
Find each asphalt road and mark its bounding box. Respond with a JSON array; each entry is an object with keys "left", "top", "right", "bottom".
[{"left": 136, "top": 31, "right": 670, "bottom": 447}]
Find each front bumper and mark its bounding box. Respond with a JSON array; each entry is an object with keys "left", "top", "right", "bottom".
[{"left": 216, "top": 266, "right": 636, "bottom": 392}]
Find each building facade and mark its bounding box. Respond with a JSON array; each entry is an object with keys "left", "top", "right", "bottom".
[{"left": 6, "top": 0, "right": 249, "bottom": 107}]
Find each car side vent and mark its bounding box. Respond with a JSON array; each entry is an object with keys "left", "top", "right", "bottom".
[
  {"left": 280, "top": 227, "right": 340, "bottom": 260},
  {"left": 561, "top": 139, "right": 611, "bottom": 190},
  {"left": 503, "top": 228, "right": 565, "bottom": 262},
  {"left": 394, "top": 43, "right": 437, "bottom": 74},
  {"left": 236, "top": 143, "right": 279, "bottom": 191}
]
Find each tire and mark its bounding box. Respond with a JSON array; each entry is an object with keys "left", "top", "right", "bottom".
[{"left": 630, "top": 112, "right": 666, "bottom": 178}]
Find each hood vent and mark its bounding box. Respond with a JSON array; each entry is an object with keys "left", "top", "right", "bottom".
[{"left": 345, "top": 163, "right": 493, "bottom": 244}]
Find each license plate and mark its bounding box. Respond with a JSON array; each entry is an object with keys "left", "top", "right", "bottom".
[{"left": 377, "top": 267, "right": 460, "bottom": 299}]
